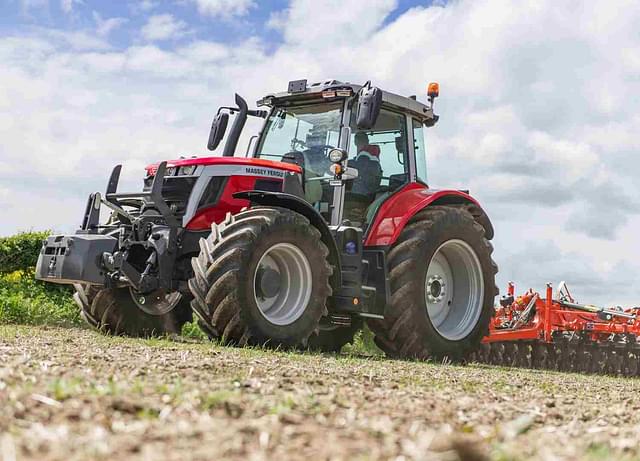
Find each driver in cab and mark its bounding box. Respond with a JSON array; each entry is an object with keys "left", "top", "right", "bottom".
[{"left": 345, "top": 132, "right": 382, "bottom": 223}]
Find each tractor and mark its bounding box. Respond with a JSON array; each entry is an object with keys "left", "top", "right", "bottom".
[{"left": 36, "top": 79, "right": 498, "bottom": 360}]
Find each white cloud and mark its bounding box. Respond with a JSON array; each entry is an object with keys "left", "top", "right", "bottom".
[
  {"left": 0, "top": 187, "right": 9, "bottom": 207},
  {"left": 268, "top": 0, "right": 396, "bottom": 46},
  {"left": 93, "top": 12, "right": 128, "bottom": 37},
  {"left": 60, "top": 0, "right": 82, "bottom": 14},
  {"left": 177, "top": 40, "right": 229, "bottom": 63},
  {"left": 138, "top": 0, "right": 157, "bottom": 12},
  {"left": 37, "top": 28, "right": 111, "bottom": 50},
  {"left": 3, "top": 0, "right": 640, "bottom": 305},
  {"left": 141, "top": 14, "right": 188, "bottom": 41},
  {"left": 188, "top": 0, "right": 255, "bottom": 19}
]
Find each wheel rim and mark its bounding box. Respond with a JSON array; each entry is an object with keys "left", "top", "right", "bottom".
[
  {"left": 130, "top": 288, "right": 182, "bottom": 316},
  {"left": 253, "top": 242, "right": 313, "bottom": 326},
  {"left": 425, "top": 239, "right": 484, "bottom": 341}
]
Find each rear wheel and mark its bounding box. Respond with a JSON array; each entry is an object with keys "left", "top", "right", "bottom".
[
  {"left": 73, "top": 284, "right": 192, "bottom": 337},
  {"left": 367, "top": 206, "right": 498, "bottom": 361},
  {"left": 189, "top": 207, "right": 332, "bottom": 348}
]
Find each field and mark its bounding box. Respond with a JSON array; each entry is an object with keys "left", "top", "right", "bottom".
[{"left": 2, "top": 325, "right": 640, "bottom": 461}]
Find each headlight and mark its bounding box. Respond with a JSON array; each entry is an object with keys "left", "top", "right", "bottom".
[{"left": 328, "top": 148, "right": 347, "bottom": 163}]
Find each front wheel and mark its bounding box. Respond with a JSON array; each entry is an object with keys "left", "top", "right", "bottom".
[
  {"left": 189, "top": 207, "right": 332, "bottom": 348},
  {"left": 367, "top": 206, "right": 498, "bottom": 361},
  {"left": 73, "top": 284, "right": 192, "bottom": 337}
]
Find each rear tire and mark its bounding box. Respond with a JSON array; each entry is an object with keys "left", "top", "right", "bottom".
[
  {"left": 367, "top": 206, "right": 498, "bottom": 361},
  {"left": 73, "top": 284, "right": 192, "bottom": 337},
  {"left": 189, "top": 207, "right": 332, "bottom": 348}
]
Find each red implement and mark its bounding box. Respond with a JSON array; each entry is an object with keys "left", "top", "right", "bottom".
[{"left": 473, "top": 282, "right": 640, "bottom": 376}]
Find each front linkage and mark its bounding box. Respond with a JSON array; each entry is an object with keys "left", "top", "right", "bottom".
[
  {"left": 38, "top": 161, "right": 182, "bottom": 294},
  {"left": 36, "top": 161, "right": 195, "bottom": 337},
  {"left": 470, "top": 282, "right": 640, "bottom": 376}
]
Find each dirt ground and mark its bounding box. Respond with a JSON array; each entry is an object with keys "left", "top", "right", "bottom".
[{"left": 2, "top": 325, "right": 640, "bottom": 461}]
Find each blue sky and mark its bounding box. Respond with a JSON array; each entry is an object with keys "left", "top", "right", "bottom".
[
  {"left": 3, "top": 1, "right": 284, "bottom": 48},
  {"left": 2, "top": 0, "right": 640, "bottom": 304},
  {"left": 2, "top": 0, "right": 430, "bottom": 51}
]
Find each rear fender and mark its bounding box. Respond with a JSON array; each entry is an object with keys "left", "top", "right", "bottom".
[
  {"left": 364, "top": 183, "right": 494, "bottom": 247},
  {"left": 233, "top": 191, "right": 341, "bottom": 290}
]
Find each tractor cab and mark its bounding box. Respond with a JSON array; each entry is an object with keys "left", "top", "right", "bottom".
[{"left": 210, "top": 79, "right": 439, "bottom": 230}]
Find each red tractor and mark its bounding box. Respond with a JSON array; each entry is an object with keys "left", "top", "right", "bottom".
[{"left": 36, "top": 79, "right": 498, "bottom": 360}]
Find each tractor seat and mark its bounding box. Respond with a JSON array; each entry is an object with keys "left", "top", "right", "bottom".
[{"left": 364, "top": 174, "right": 409, "bottom": 224}]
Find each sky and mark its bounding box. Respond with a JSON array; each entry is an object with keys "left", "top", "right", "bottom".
[{"left": 2, "top": 0, "right": 640, "bottom": 305}]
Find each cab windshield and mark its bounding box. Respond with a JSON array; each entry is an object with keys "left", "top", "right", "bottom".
[{"left": 255, "top": 102, "right": 342, "bottom": 177}]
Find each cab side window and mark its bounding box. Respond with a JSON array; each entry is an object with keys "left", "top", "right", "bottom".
[
  {"left": 413, "top": 118, "right": 428, "bottom": 183},
  {"left": 348, "top": 109, "right": 408, "bottom": 193},
  {"left": 344, "top": 108, "right": 409, "bottom": 225}
]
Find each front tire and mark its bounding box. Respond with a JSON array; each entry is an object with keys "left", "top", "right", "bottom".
[
  {"left": 189, "top": 207, "right": 332, "bottom": 348},
  {"left": 73, "top": 284, "right": 192, "bottom": 337},
  {"left": 367, "top": 206, "right": 498, "bottom": 361}
]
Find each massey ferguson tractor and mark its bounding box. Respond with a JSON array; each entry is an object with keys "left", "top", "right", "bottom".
[{"left": 36, "top": 79, "right": 498, "bottom": 360}]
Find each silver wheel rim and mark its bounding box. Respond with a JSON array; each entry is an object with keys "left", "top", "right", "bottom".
[
  {"left": 425, "top": 239, "right": 484, "bottom": 341},
  {"left": 130, "top": 288, "right": 182, "bottom": 316},
  {"left": 253, "top": 243, "right": 313, "bottom": 326}
]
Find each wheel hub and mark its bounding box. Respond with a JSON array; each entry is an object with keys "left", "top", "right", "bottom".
[
  {"left": 426, "top": 275, "right": 446, "bottom": 303},
  {"left": 253, "top": 243, "right": 312, "bottom": 326},
  {"left": 130, "top": 288, "right": 182, "bottom": 316},
  {"left": 424, "top": 239, "right": 484, "bottom": 341},
  {"left": 256, "top": 267, "right": 282, "bottom": 299}
]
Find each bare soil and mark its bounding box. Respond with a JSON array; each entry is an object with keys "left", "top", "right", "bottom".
[{"left": 2, "top": 325, "right": 640, "bottom": 461}]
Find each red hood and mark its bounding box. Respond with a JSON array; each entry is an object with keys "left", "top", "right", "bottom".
[{"left": 145, "top": 156, "right": 302, "bottom": 175}]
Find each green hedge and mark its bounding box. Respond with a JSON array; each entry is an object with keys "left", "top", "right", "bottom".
[
  {"left": 0, "top": 269, "right": 81, "bottom": 326},
  {"left": 0, "top": 231, "right": 82, "bottom": 326},
  {"left": 0, "top": 231, "right": 49, "bottom": 273}
]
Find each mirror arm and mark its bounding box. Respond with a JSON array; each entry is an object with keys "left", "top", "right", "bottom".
[
  {"left": 217, "top": 106, "right": 237, "bottom": 115},
  {"left": 222, "top": 94, "right": 248, "bottom": 157},
  {"left": 248, "top": 109, "right": 268, "bottom": 118}
]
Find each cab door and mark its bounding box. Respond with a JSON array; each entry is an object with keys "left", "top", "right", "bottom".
[{"left": 343, "top": 107, "right": 410, "bottom": 227}]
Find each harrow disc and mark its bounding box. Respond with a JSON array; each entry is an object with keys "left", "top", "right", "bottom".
[
  {"left": 472, "top": 338, "right": 640, "bottom": 378},
  {"left": 531, "top": 343, "right": 548, "bottom": 369},
  {"left": 502, "top": 343, "right": 517, "bottom": 367},
  {"left": 623, "top": 350, "right": 639, "bottom": 377}
]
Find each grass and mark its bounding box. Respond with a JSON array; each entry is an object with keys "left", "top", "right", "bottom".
[
  {"left": 0, "top": 270, "right": 81, "bottom": 327},
  {"left": 343, "top": 324, "right": 381, "bottom": 356},
  {"left": 0, "top": 269, "right": 229, "bottom": 344}
]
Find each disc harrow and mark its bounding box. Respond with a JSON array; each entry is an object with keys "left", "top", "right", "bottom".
[{"left": 470, "top": 282, "right": 640, "bottom": 377}]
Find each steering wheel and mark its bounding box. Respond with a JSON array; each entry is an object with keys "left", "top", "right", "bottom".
[{"left": 304, "top": 144, "right": 335, "bottom": 157}]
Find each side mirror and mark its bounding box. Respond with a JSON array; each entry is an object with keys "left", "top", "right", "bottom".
[
  {"left": 355, "top": 82, "right": 382, "bottom": 130},
  {"left": 207, "top": 112, "right": 229, "bottom": 151}
]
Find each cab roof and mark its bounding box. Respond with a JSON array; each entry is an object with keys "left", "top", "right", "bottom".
[{"left": 257, "top": 79, "right": 437, "bottom": 125}]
